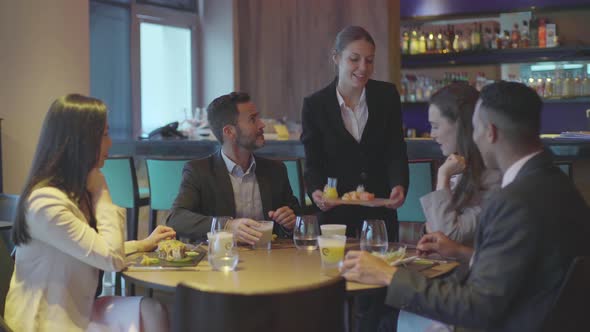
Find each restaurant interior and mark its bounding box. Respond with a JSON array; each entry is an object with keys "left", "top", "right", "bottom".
[{"left": 1, "top": 0, "right": 590, "bottom": 331}]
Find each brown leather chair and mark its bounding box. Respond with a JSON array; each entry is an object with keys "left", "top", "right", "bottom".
[
  {"left": 542, "top": 256, "right": 590, "bottom": 331},
  {"left": 172, "top": 277, "right": 347, "bottom": 332}
]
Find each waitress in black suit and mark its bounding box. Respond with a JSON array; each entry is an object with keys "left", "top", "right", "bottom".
[{"left": 301, "top": 26, "right": 409, "bottom": 241}]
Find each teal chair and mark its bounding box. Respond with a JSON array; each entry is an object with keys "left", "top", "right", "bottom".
[
  {"left": 1, "top": 233, "right": 14, "bottom": 320},
  {"left": 397, "top": 160, "right": 435, "bottom": 223},
  {"left": 146, "top": 159, "right": 189, "bottom": 233},
  {"left": 278, "top": 158, "right": 305, "bottom": 206},
  {"left": 102, "top": 157, "right": 149, "bottom": 241},
  {"left": 555, "top": 161, "right": 573, "bottom": 179}
]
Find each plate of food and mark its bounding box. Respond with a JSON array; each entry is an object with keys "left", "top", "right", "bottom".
[
  {"left": 325, "top": 186, "right": 394, "bottom": 207},
  {"left": 127, "top": 239, "right": 205, "bottom": 270}
]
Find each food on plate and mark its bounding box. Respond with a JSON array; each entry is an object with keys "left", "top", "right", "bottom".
[
  {"left": 156, "top": 239, "right": 187, "bottom": 261},
  {"left": 139, "top": 255, "right": 160, "bottom": 266},
  {"left": 373, "top": 246, "right": 406, "bottom": 265},
  {"left": 341, "top": 185, "right": 375, "bottom": 201}
]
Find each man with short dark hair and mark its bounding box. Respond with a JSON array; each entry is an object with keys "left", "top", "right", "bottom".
[
  {"left": 167, "top": 92, "right": 300, "bottom": 243},
  {"left": 341, "top": 81, "right": 590, "bottom": 331}
]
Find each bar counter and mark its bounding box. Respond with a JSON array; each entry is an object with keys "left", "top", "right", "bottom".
[{"left": 110, "top": 137, "right": 590, "bottom": 161}]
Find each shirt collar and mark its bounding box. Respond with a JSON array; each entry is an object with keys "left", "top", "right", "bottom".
[
  {"left": 336, "top": 87, "right": 366, "bottom": 110},
  {"left": 221, "top": 150, "right": 256, "bottom": 177},
  {"left": 501, "top": 150, "right": 543, "bottom": 188}
]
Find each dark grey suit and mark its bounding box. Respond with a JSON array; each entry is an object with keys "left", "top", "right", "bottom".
[
  {"left": 386, "top": 151, "right": 590, "bottom": 331},
  {"left": 166, "top": 150, "right": 301, "bottom": 240}
]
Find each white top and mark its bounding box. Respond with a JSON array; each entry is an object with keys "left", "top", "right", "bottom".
[
  {"left": 221, "top": 151, "right": 264, "bottom": 221},
  {"left": 501, "top": 150, "right": 543, "bottom": 188},
  {"left": 337, "top": 88, "right": 368, "bottom": 142},
  {"left": 5, "top": 187, "right": 126, "bottom": 332}
]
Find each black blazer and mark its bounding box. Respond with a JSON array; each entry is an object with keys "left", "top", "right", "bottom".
[
  {"left": 386, "top": 151, "right": 590, "bottom": 331},
  {"left": 301, "top": 79, "right": 409, "bottom": 236},
  {"left": 166, "top": 150, "right": 301, "bottom": 240}
]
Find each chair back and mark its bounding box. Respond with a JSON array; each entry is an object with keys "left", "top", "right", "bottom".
[
  {"left": 101, "top": 157, "right": 139, "bottom": 208},
  {"left": 0, "top": 194, "right": 18, "bottom": 222},
  {"left": 0, "top": 236, "right": 14, "bottom": 318},
  {"left": 397, "top": 160, "right": 435, "bottom": 222},
  {"left": 542, "top": 256, "right": 590, "bottom": 331},
  {"left": 281, "top": 158, "right": 305, "bottom": 206},
  {"left": 172, "top": 278, "right": 346, "bottom": 332},
  {"left": 146, "top": 159, "right": 189, "bottom": 211}
]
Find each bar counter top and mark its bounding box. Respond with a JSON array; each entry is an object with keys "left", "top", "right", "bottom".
[{"left": 111, "top": 137, "right": 590, "bottom": 161}]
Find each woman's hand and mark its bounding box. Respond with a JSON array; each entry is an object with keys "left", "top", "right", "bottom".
[
  {"left": 312, "top": 190, "right": 336, "bottom": 211},
  {"left": 436, "top": 154, "right": 466, "bottom": 190},
  {"left": 140, "top": 225, "right": 176, "bottom": 252},
  {"left": 86, "top": 168, "right": 107, "bottom": 195},
  {"left": 386, "top": 185, "right": 406, "bottom": 209}
]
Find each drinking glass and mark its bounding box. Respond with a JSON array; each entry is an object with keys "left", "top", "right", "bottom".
[
  {"left": 320, "top": 224, "right": 347, "bottom": 236},
  {"left": 253, "top": 220, "right": 274, "bottom": 250},
  {"left": 211, "top": 216, "right": 234, "bottom": 234},
  {"left": 208, "top": 231, "right": 239, "bottom": 271},
  {"left": 317, "top": 235, "right": 347, "bottom": 276},
  {"left": 360, "top": 219, "right": 389, "bottom": 254},
  {"left": 293, "top": 215, "right": 320, "bottom": 250}
]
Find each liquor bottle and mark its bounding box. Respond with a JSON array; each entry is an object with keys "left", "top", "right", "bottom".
[
  {"left": 502, "top": 30, "right": 511, "bottom": 49},
  {"left": 419, "top": 32, "right": 427, "bottom": 54},
  {"left": 544, "top": 76, "right": 554, "bottom": 98},
  {"left": 529, "top": 10, "right": 539, "bottom": 47},
  {"left": 453, "top": 32, "right": 461, "bottom": 52},
  {"left": 426, "top": 32, "right": 435, "bottom": 53},
  {"left": 554, "top": 70, "right": 563, "bottom": 97},
  {"left": 520, "top": 21, "right": 530, "bottom": 48},
  {"left": 435, "top": 30, "right": 444, "bottom": 53},
  {"left": 461, "top": 31, "right": 471, "bottom": 52},
  {"left": 582, "top": 73, "right": 590, "bottom": 96},
  {"left": 493, "top": 28, "right": 502, "bottom": 49},
  {"left": 484, "top": 27, "right": 494, "bottom": 49},
  {"left": 471, "top": 23, "right": 481, "bottom": 50},
  {"left": 401, "top": 31, "right": 410, "bottom": 54},
  {"left": 538, "top": 18, "right": 546, "bottom": 48},
  {"left": 511, "top": 23, "right": 521, "bottom": 49},
  {"left": 447, "top": 25, "right": 455, "bottom": 52},
  {"left": 410, "top": 29, "right": 419, "bottom": 55}
]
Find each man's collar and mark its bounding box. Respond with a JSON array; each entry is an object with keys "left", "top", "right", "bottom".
[
  {"left": 221, "top": 149, "right": 256, "bottom": 176},
  {"left": 501, "top": 150, "right": 543, "bottom": 188}
]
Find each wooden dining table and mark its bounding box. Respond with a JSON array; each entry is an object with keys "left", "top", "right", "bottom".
[{"left": 122, "top": 240, "right": 387, "bottom": 296}]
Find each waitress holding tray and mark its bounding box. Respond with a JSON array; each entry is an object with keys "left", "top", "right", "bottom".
[{"left": 301, "top": 26, "right": 409, "bottom": 241}]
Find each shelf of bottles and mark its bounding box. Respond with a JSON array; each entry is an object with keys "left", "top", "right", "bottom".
[
  {"left": 401, "top": 62, "right": 590, "bottom": 104},
  {"left": 400, "top": 12, "right": 590, "bottom": 68}
]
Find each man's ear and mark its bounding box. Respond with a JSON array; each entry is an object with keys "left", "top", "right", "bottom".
[
  {"left": 487, "top": 122, "right": 498, "bottom": 144},
  {"left": 222, "top": 124, "right": 235, "bottom": 142}
]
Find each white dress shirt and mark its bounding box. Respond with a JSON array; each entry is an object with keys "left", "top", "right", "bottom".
[
  {"left": 501, "top": 150, "right": 543, "bottom": 188},
  {"left": 337, "top": 88, "right": 368, "bottom": 142},
  {"left": 221, "top": 151, "right": 264, "bottom": 221}
]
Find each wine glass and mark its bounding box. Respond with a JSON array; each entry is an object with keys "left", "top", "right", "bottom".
[
  {"left": 293, "top": 215, "right": 320, "bottom": 250},
  {"left": 360, "top": 219, "right": 388, "bottom": 254},
  {"left": 211, "top": 216, "right": 234, "bottom": 234}
]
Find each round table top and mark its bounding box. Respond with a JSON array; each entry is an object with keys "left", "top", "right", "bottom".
[
  {"left": 0, "top": 221, "right": 12, "bottom": 230},
  {"left": 122, "top": 241, "right": 387, "bottom": 296}
]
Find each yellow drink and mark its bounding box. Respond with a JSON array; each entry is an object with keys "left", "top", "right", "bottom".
[
  {"left": 323, "top": 186, "right": 338, "bottom": 199},
  {"left": 321, "top": 246, "right": 345, "bottom": 264}
]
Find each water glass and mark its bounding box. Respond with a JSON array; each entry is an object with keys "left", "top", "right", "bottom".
[
  {"left": 211, "top": 216, "right": 234, "bottom": 234},
  {"left": 360, "top": 219, "right": 389, "bottom": 254},
  {"left": 293, "top": 215, "right": 320, "bottom": 250},
  {"left": 253, "top": 220, "right": 274, "bottom": 250},
  {"left": 317, "top": 235, "right": 347, "bottom": 276},
  {"left": 208, "top": 231, "right": 239, "bottom": 271}
]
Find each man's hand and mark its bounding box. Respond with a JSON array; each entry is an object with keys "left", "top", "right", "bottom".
[
  {"left": 386, "top": 185, "right": 406, "bottom": 209},
  {"left": 140, "top": 225, "right": 176, "bottom": 251},
  {"left": 417, "top": 231, "right": 472, "bottom": 262},
  {"left": 269, "top": 206, "right": 296, "bottom": 229},
  {"left": 340, "top": 250, "right": 396, "bottom": 286},
  {"left": 228, "top": 218, "right": 262, "bottom": 245}
]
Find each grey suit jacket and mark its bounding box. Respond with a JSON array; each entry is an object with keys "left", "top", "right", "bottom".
[
  {"left": 166, "top": 150, "right": 301, "bottom": 240},
  {"left": 386, "top": 151, "right": 590, "bottom": 331}
]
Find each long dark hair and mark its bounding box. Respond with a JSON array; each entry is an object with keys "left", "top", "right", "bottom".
[
  {"left": 429, "top": 83, "right": 484, "bottom": 212},
  {"left": 12, "top": 94, "right": 107, "bottom": 245}
]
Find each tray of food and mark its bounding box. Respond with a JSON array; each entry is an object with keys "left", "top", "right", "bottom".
[
  {"left": 127, "top": 239, "right": 206, "bottom": 271},
  {"left": 325, "top": 186, "right": 394, "bottom": 207},
  {"left": 374, "top": 247, "right": 459, "bottom": 279}
]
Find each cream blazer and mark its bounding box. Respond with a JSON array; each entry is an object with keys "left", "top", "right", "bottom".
[{"left": 5, "top": 187, "right": 126, "bottom": 332}]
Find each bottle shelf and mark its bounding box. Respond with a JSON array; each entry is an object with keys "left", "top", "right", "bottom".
[{"left": 401, "top": 46, "right": 590, "bottom": 68}]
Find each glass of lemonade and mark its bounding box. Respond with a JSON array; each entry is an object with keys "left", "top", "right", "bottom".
[
  {"left": 317, "top": 235, "right": 347, "bottom": 275},
  {"left": 208, "top": 231, "right": 239, "bottom": 271},
  {"left": 253, "top": 220, "right": 274, "bottom": 250},
  {"left": 360, "top": 219, "right": 389, "bottom": 255},
  {"left": 320, "top": 224, "right": 347, "bottom": 236},
  {"left": 293, "top": 215, "right": 320, "bottom": 250}
]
